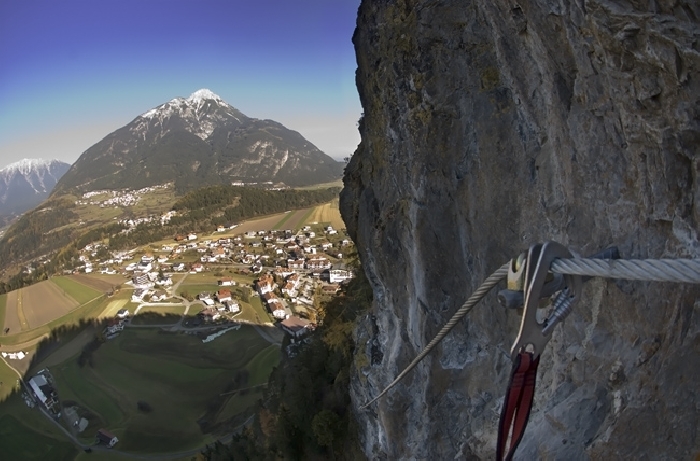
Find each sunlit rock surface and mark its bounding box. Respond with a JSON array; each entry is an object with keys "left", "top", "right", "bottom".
[{"left": 341, "top": 0, "right": 699, "bottom": 458}]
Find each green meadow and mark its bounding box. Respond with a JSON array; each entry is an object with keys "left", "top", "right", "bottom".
[
  {"left": 50, "top": 326, "right": 280, "bottom": 453},
  {"left": 51, "top": 277, "right": 102, "bottom": 304},
  {"left": 0, "top": 395, "right": 78, "bottom": 460}
]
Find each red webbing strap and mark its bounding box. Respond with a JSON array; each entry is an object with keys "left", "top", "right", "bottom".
[{"left": 497, "top": 352, "right": 540, "bottom": 461}]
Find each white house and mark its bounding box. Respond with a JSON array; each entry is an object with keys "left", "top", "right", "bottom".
[
  {"left": 131, "top": 289, "right": 147, "bottom": 302},
  {"left": 329, "top": 269, "right": 354, "bottom": 284}
]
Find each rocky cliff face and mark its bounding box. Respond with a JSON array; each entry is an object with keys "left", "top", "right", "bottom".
[{"left": 341, "top": 0, "right": 699, "bottom": 459}]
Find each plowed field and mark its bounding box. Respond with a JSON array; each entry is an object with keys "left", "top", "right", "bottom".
[
  {"left": 22, "top": 280, "right": 78, "bottom": 329},
  {"left": 304, "top": 199, "right": 345, "bottom": 229},
  {"left": 2, "top": 291, "right": 21, "bottom": 334},
  {"left": 68, "top": 274, "right": 124, "bottom": 292},
  {"left": 232, "top": 213, "right": 292, "bottom": 234}
]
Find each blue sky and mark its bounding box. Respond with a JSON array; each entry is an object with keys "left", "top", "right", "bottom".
[{"left": 0, "top": 0, "right": 362, "bottom": 169}]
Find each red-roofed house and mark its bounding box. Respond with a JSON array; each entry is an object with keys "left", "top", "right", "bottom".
[
  {"left": 96, "top": 429, "right": 119, "bottom": 448},
  {"left": 217, "top": 289, "right": 232, "bottom": 303}
]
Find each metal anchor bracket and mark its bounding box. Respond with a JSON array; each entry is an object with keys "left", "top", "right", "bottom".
[{"left": 510, "top": 242, "right": 582, "bottom": 361}]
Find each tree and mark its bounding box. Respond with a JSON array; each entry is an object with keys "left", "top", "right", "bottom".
[{"left": 312, "top": 409, "right": 342, "bottom": 450}]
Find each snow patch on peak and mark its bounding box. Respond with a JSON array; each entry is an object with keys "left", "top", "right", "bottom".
[
  {"left": 187, "top": 89, "right": 223, "bottom": 103},
  {"left": 2, "top": 158, "right": 56, "bottom": 175}
]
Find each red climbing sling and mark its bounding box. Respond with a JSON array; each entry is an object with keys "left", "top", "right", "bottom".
[
  {"left": 496, "top": 351, "right": 540, "bottom": 461},
  {"left": 496, "top": 242, "right": 582, "bottom": 460}
]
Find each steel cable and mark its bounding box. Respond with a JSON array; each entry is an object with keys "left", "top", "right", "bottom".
[
  {"left": 551, "top": 257, "right": 700, "bottom": 283},
  {"left": 360, "top": 263, "right": 509, "bottom": 409},
  {"left": 361, "top": 255, "right": 700, "bottom": 409}
]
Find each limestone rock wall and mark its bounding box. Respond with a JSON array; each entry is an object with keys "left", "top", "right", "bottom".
[{"left": 341, "top": 0, "right": 700, "bottom": 458}]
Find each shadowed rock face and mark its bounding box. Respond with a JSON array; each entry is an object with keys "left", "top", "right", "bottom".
[{"left": 341, "top": 0, "right": 699, "bottom": 459}]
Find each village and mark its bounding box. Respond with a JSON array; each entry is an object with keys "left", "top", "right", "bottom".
[
  {"left": 73, "top": 220, "right": 354, "bottom": 343},
  {"left": 14, "top": 219, "right": 355, "bottom": 451}
]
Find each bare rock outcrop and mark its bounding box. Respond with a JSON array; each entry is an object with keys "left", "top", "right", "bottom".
[{"left": 341, "top": 0, "right": 699, "bottom": 458}]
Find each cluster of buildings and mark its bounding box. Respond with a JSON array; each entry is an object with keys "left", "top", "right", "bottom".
[
  {"left": 75, "top": 184, "right": 171, "bottom": 208},
  {"left": 198, "top": 289, "right": 241, "bottom": 316},
  {"left": 67, "top": 216, "right": 354, "bottom": 335}
]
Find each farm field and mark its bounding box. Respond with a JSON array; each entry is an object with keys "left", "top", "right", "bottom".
[
  {"left": 0, "top": 294, "right": 6, "bottom": 332},
  {"left": 295, "top": 179, "right": 343, "bottom": 190},
  {"left": 3, "top": 290, "right": 22, "bottom": 334},
  {"left": 281, "top": 208, "right": 315, "bottom": 231},
  {"left": 22, "top": 280, "right": 80, "bottom": 329},
  {"left": 0, "top": 274, "right": 135, "bottom": 346},
  {"left": 302, "top": 198, "right": 345, "bottom": 230},
  {"left": 0, "top": 291, "right": 107, "bottom": 347},
  {"left": 51, "top": 326, "right": 281, "bottom": 453},
  {"left": 2, "top": 277, "right": 109, "bottom": 335},
  {"left": 68, "top": 273, "right": 124, "bottom": 292},
  {"left": 178, "top": 283, "right": 220, "bottom": 298},
  {"left": 51, "top": 276, "right": 103, "bottom": 304},
  {"left": 225, "top": 212, "right": 294, "bottom": 235},
  {"left": 31, "top": 327, "right": 96, "bottom": 372},
  {"left": 98, "top": 295, "right": 130, "bottom": 319},
  {"left": 271, "top": 209, "right": 305, "bottom": 230}
]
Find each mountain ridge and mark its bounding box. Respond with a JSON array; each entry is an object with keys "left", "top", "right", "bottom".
[
  {"left": 0, "top": 158, "right": 71, "bottom": 223},
  {"left": 54, "top": 89, "right": 344, "bottom": 195}
]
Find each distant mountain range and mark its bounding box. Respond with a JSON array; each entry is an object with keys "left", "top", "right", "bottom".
[
  {"left": 0, "top": 159, "right": 71, "bottom": 224},
  {"left": 54, "top": 89, "right": 344, "bottom": 194}
]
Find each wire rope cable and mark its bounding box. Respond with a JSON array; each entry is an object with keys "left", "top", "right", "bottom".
[
  {"left": 361, "top": 255, "right": 700, "bottom": 409},
  {"left": 551, "top": 257, "right": 700, "bottom": 283},
  {"left": 360, "top": 262, "right": 509, "bottom": 409}
]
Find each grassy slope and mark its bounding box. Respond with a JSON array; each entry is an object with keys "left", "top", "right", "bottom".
[
  {"left": 0, "top": 358, "right": 20, "bottom": 402},
  {"left": 0, "top": 395, "right": 78, "bottom": 461},
  {"left": 50, "top": 326, "right": 280, "bottom": 453},
  {"left": 51, "top": 277, "right": 102, "bottom": 305}
]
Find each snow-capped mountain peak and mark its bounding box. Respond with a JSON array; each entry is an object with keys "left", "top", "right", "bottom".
[
  {"left": 2, "top": 158, "right": 57, "bottom": 176},
  {"left": 140, "top": 89, "right": 228, "bottom": 120},
  {"left": 187, "top": 89, "right": 223, "bottom": 103},
  {"left": 0, "top": 158, "right": 71, "bottom": 218}
]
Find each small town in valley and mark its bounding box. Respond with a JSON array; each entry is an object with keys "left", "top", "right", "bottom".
[{"left": 2, "top": 212, "right": 356, "bottom": 454}]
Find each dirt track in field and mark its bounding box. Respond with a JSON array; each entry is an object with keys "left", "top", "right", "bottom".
[
  {"left": 283, "top": 209, "right": 312, "bottom": 231},
  {"left": 22, "top": 281, "right": 77, "bottom": 329},
  {"left": 69, "top": 274, "right": 124, "bottom": 292},
  {"left": 304, "top": 200, "right": 346, "bottom": 229},
  {"left": 2, "top": 291, "right": 21, "bottom": 335},
  {"left": 232, "top": 213, "right": 290, "bottom": 234}
]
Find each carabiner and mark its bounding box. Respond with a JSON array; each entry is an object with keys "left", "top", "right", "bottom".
[{"left": 510, "top": 241, "right": 581, "bottom": 361}]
